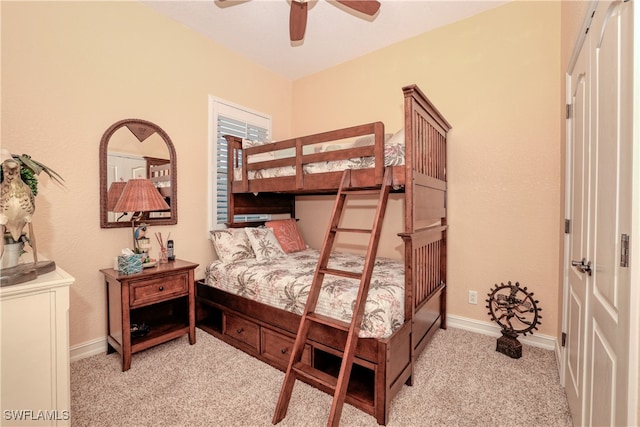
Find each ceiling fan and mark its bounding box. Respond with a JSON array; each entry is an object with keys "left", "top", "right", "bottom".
[
  {"left": 289, "top": 1, "right": 381, "bottom": 41},
  {"left": 219, "top": 0, "right": 381, "bottom": 42}
]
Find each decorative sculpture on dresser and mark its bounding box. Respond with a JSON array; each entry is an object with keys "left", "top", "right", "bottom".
[
  {"left": 1, "top": 157, "right": 37, "bottom": 262},
  {"left": 486, "top": 281, "right": 542, "bottom": 358},
  {"left": 0, "top": 150, "right": 63, "bottom": 285}
]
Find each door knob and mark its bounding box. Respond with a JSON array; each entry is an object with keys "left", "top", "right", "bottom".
[{"left": 571, "top": 258, "right": 592, "bottom": 276}]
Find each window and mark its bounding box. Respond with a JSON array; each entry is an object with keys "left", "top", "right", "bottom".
[{"left": 209, "top": 97, "right": 272, "bottom": 229}]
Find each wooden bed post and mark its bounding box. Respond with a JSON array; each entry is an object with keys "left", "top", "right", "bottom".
[
  {"left": 440, "top": 217, "right": 448, "bottom": 330},
  {"left": 400, "top": 84, "right": 451, "bottom": 360},
  {"left": 225, "top": 135, "right": 240, "bottom": 226}
]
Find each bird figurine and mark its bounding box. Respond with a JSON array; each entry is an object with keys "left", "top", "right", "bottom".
[
  {"left": 134, "top": 223, "right": 147, "bottom": 241},
  {"left": 0, "top": 157, "right": 38, "bottom": 264}
]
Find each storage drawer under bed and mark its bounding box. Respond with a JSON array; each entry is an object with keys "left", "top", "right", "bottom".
[
  {"left": 223, "top": 313, "right": 260, "bottom": 351},
  {"left": 261, "top": 327, "right": 310, "bottom": 368}
]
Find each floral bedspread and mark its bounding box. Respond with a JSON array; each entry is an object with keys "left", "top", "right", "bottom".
[
  {"left": 234, "top": 143, "right": 405, "bottom": 181},
  {"left": 204, "top": 249, "right": 405, "bottom": 338}
]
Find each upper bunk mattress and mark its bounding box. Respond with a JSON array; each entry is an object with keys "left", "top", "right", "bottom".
[
  {"left": 234, "top": 140, "right": 405, "bottom": 181},
  {"left": 204, "top": 248, "right": 405, "bottom": 339}
]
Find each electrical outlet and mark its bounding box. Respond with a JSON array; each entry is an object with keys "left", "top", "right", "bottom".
[{"left": 468, "top": 290, "right": 478, "bottom": 305}]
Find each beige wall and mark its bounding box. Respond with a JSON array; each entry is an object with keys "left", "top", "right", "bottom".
[
  {"left": 2, "top": 0, "right": 567, "bottom": 347},
  {"left": 1, "top": 1, "right": 292, "bottom": 347},
  {"left": 293, "top": 1, "right": 562, "bottom": 337}
]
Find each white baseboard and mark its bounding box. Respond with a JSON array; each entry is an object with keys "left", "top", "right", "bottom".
[
  {"left": 446, "top": 314, "right": 557, "bottom": 351},
  {"left": 70, "top": 337, "right": 107, "bottom": 362},
  {"left": 69, "top": 315, "right": 558, "bottom": 362}
]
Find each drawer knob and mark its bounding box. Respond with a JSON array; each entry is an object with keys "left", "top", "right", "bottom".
[
  {"left": 281, "top": 348, "right": 288, "bottom": 354},
  {"left": 236, "top": 328, "right": 244, "bottom": 334},
  {"left": 159, "top": 286, "right": 164, "bottom": 291}
]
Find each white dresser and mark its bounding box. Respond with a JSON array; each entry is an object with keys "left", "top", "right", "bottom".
[{"left": 1, "top": 266, "right": 74, "bottom": 426}]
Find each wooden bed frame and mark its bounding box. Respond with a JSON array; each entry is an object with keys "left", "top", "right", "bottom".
[{"left": 196, "top": 84, "right": 451, "bottom": 425}]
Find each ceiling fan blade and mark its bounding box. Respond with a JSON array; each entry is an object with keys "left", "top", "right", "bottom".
[
  {"left": 290, "top": 1, "right": 308, "bottom": 41},
  {"left": 336, "top": 0, "right": 380, "bottom": 16}
]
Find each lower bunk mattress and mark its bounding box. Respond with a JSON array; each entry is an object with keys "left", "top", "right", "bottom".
[{"left": 204, "top": 249, "right": 404, "bottom": 339}]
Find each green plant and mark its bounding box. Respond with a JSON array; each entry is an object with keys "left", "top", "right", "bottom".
[{"left": 0, "top": 153, "right": 65, "bottom": 196}]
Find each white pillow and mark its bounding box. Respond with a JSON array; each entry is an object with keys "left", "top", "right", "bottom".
[
  {"left": 210, "top": 228, "right": 255, "bottom": 263},
  {"left": 353, "top": 135, "right": 374, "bottom": 147},
  {"left": 242, "top": 138, "right": 272, "bottom": 149},
  {"left": 387, "top": 128, "right": 405, "bottom": 146},
  {"left": 242, "top": 138, "right": 276, "bottom": 163},
  {"left": 244, "top": 227, "right": 286, "bottom": 262},
  {"left": 352, "top": 133, "right": 393, "bottom": 147}
]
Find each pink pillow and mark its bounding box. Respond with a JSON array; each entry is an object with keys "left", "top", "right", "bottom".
[{"left": 265, "top": 219, "right": 306, "bottom": 253}]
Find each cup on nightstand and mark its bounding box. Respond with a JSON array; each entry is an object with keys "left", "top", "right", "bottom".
[{"left": 159, "top": 248, "right": 168, "bottom": 264}]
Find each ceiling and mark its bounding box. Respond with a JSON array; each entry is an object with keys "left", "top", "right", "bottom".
[{"left": 142, "top": 0, "right": 510, "bottom": 80}]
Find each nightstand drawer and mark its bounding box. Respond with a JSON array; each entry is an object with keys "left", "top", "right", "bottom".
[
  {"left": 261, "top": 328, "right": 310, "bottom": 368},
  {"left": 130, "top": 274, "right": 188, "bottom": 307},
  {"left": 223, "top": 313, "right": 259, "bottom": 351}
]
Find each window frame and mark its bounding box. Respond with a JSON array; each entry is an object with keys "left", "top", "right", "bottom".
[{"left": 208, "top": 96, "right": 272, "bottom": 231}]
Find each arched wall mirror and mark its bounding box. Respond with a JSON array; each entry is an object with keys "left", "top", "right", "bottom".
[{"left": 99, "top": 119, "right": 177, "bottom": 228}]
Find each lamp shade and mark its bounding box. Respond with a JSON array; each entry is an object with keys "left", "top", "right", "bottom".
[
  {"left": 106, "top": 181, "right": 127, "bottom": 211},
  {"left": 112, "top": 178, "right": 170, "bottom": 213}
]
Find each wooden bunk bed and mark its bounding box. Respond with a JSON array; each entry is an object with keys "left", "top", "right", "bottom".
[{"left": 196, "top": 84, "right": 451, "bottom": 425}]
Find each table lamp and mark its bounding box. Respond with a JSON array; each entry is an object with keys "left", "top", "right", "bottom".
[
  {"left": 106, "top": 180, "right": 128, "bottom": 222},
  {"left": 106, "top": 181, "right": 126, "bottom": 211},
  {"left": 112, "top": 178, "right": 170, "bottom": 251}
]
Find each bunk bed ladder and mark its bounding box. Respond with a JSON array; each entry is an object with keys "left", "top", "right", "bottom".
[{"left": 273, "top": 167, "right": 393, "bottom": 427}]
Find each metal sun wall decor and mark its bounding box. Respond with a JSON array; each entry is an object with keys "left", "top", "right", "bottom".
[{"left": 486, "top": 281, "right": 542, "bottom": 359}]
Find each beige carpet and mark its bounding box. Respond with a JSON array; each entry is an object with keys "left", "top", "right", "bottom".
[{"left": 70, "top": 327, "right": 573, "bottom": 426}]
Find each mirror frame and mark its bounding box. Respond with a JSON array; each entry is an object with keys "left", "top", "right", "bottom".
[{"left": 99, "top": 118, "right": 178, "bottom": 228}]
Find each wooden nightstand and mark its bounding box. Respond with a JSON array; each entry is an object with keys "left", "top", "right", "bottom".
[{"left": 100, "top": 259, "right": 198, "bottom": 371}]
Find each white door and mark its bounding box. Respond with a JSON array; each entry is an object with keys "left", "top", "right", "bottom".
[
  {"left": 564, "top": 1, "right": 634, "bottom": 425},
  {"left": 565, "top": 31, "right": 590, "bottom": 427},
  {"left": 586, "top": 1, "right": 632, "bottom": 424},
  {"left": 107, "top": 153, "right": 147, "bottom": 183}
]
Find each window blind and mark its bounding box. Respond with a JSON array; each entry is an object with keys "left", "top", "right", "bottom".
[{"left": 212, "top": 100, "right": 271, "bottom": 226}]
